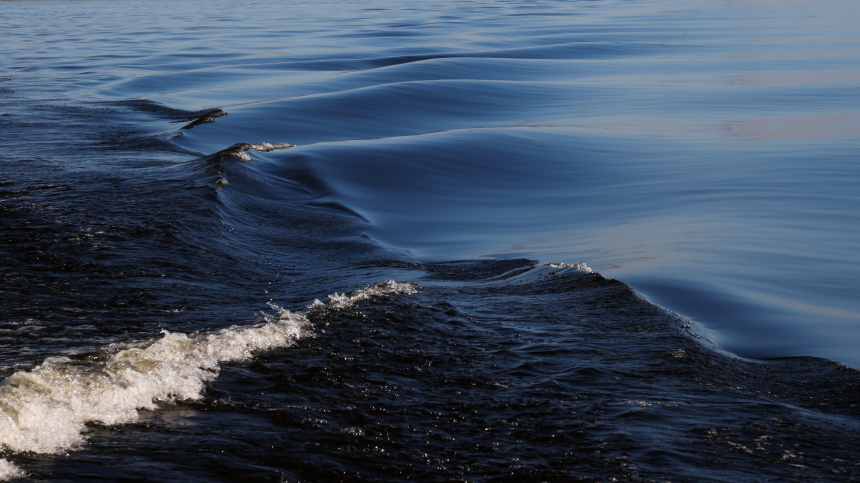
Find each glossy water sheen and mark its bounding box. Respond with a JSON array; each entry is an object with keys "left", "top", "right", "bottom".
[{"left": 1, "top": 0, "right": 860, "bottom": 480}]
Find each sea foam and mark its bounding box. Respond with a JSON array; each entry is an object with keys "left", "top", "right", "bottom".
[
  {"left": 218, "top": 142, "right": 294, "bottom": 162},
  {"left": 314, "top": 279, "right": 419, "bottom": 310},
  {"left": 0, "top": 280, "right": 416, "bottom": 479},
  {"left": 546, "top": 262, "right": 593, "bottom": 272}
]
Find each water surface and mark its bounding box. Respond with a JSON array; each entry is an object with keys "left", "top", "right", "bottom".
[{"left": 1, "top": 0, "right": 859, "bottom": 480}]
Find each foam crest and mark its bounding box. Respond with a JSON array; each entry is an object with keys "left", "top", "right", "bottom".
[
  {"left": 546, "top": 262, "right": 593, "bottom": 272},
  {"left": 212, "top": 142, "right": 294, "bottom": 162},
  {"left": 0, "top": 281, "right": 415, "bottom": 479},
  {"left": 314, "top": 279, "right": 419, "bottom": 310},
  {"left": 247, "top": 142, "right": 293, "bottom": 152},
  {"left": 0, "top": 308, "right": 308, "bottom": 458},
  {"left": 0, "top": 461, "right": 22, "bottom": 480}
]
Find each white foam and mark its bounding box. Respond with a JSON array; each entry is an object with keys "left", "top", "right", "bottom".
[
  {"left": 546, "top": 262, "right": 593, "bottom": 272},
  {"left": 221, "top": 142, "right": 293, "bottom": 162},
  {"left": 248, "top": 142, "right": 293, "bottom": 152},
  {"left": 231, "top": 150, "right": 253, "bottom": 162},
  {"left": 0, "top": 280, "right": 415, "bottom": 478},
  {"left": 313, "top": 279, "right": 419, "bottom": 310},
  {"left": 0, "top": 460, "right": 23, "bottom": 480},
  {"left": 0, "top": 307, "right": 309, "bottom": 457}
]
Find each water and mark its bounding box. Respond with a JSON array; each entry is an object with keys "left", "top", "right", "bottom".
[{"left": 1, "top": 0, "right": 859, "bottom": 480}]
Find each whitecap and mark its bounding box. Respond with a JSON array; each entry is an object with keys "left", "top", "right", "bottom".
[{"left": 0, "top": 280, "right": 416, "bottom": 479}]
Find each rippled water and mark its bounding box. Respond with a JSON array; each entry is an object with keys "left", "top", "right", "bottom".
[{"left": 2, "top": 0, "right": 860, "bottom": 480}]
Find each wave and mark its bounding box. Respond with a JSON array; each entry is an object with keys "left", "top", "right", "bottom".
[
  {"left": 545, "top": 262, "right": 593, "bottom": 271},
  {"left": 204, "top": 141, "right": 294, "bottom": 162},
  {"left": 0, "top": 280, "right": 417, "bottom": 479},
  {"left": 256, "top": 41, "right": 674, "bottom": 73}
]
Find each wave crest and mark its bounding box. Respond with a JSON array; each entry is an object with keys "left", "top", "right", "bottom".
[{"left": 0, "top": 280, "right": 415, "bottom": 479}]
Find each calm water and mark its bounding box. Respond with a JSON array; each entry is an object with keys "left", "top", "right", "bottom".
[{"left": 1, "top": 0, "right": 860, "bottom": 480}]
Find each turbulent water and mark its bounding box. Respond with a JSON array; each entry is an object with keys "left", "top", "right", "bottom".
[{"left": 2, "top": 0, "right": 860, "bottom": 480}]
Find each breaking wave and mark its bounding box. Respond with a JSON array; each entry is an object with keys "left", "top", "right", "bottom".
[{"left": 0, "top": 280, "right": 417, "bottom": 479}]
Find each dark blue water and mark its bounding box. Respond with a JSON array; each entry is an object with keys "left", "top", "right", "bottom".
[{"left": 2, "top": 0, "right": 860, "bottom": 480}]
